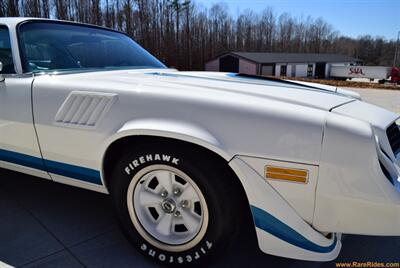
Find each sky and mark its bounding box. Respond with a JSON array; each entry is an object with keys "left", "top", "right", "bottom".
[{"left": 198, "top": 0, "right": 400, "bottom": 40}]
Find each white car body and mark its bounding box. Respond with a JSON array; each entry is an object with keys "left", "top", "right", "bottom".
[{"left": 1, "top": 18, "right": 400, "bottom": 262}]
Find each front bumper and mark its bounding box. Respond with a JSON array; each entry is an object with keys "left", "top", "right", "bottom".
[{"left": 313, "top": 112, "right": 400, "bottom": 235}]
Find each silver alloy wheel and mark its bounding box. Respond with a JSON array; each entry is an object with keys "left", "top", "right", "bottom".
[{"left": 127, "top": 165, "right": 209, "bottom": 252}]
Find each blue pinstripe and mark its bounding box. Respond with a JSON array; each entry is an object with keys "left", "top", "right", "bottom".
[{"left": 0, "top": 149, "right": 102, "bottom": 185}]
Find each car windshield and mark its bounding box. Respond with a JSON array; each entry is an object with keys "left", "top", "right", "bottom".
[{"left": 18, "top": 21, "right": 166, "bottom": 73}]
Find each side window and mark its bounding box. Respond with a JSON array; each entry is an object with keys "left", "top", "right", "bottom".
[{"left": 0, "top": 26, "right": 15, "bottom": 74}]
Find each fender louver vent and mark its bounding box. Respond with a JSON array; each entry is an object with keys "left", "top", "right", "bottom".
[
  {"left": 387, "top": 122, "right": 400, "bottom": 156},
  {"left": 55, "top": 91, "right": 117, "bottom": 128}
]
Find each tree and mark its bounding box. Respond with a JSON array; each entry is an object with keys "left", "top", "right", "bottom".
[
  {"left": 9, "top": 0, "right": 397, "bottom": 69},
  {"left": 7, "top": 0, "right": 20, "bottom": 16},
  {"left": 168, "top": 0, "right": 190, "bottom": 68}
]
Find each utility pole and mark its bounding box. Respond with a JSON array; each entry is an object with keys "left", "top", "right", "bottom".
[{"left": 394, "top": 31, "right": 400, "bottom": 67}]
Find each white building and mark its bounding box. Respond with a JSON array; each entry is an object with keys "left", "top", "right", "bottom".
[{"left": 205, "top": 52, "right": 362, "bottom": 78}]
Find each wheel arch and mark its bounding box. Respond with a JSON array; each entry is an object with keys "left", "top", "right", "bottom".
[{"left": 101, "top": 119, "right": 233, "bottom": 192}]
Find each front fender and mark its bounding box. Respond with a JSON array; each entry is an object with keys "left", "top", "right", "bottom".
[
  {"left": 100, "top": 118, "right": 341, "bottom": 261},
  {"left": 229, "top": 157, "right": 341, "bottom": 261}
]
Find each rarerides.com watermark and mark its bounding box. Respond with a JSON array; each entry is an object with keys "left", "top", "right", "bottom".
[{"left": 335, "top": 262, "right": 399, "bottom": 268}]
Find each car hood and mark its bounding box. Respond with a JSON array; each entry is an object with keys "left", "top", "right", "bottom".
[
  {"left": 47, "top": 69, "right": 355, "bottom": 111},
  {"left": 332, "top": 99, "right": 399, "bottom": 131},
  {"left": 287, "top": 80, "right": 362, "bottom": 100}
]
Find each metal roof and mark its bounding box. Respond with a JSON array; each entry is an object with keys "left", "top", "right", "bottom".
[{"left": 227, "top": 52, "right": 361, "bottom": 64}]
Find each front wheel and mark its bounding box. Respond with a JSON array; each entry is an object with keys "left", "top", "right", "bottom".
[{"left": 109, "top": 142, "right": 242, "bottom": 265}]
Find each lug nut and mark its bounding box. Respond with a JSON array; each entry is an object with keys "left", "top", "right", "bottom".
[
  {"left": 173, "top": 187, "right": 181, "bottom": 196},
  {"left": 181, "top": 200, "right": 190, "bottom": 208},
  {"left": 174, "top": 210, "right": 181, "bottom": 217},
  {"left": 160, "top": 190, "right": 168, "bottom": 198}
]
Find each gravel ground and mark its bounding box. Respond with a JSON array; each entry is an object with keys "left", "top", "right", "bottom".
[{"left": 348, "top": 87, "right": 400, "bottom": 114}]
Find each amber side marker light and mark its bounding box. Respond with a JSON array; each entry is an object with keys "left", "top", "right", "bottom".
[{"left": 265, "top": 165, "right": 309, "bottom": 184}]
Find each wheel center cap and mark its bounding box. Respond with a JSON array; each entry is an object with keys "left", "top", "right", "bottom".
[{"left": 161, "top": 198, "right": 176, "bottom": 214}]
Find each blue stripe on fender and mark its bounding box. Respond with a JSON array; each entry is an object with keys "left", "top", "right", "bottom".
[
  {"left": 0, "top": 148, "right": 102, "bottom": 185},
  {"left": 250, "top": 205, "right": 337, "bottom": 253}
]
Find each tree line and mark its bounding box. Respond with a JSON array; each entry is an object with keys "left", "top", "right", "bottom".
[{"left": 1, "top": 0, "right": 398, "bottom": 70}]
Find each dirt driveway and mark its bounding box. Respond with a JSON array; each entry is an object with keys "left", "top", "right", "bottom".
[{"left": 349, "top": 88, "right": 400, "bottom": 114}]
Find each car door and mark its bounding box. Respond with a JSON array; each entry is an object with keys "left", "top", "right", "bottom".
[{"left": 0, "top": 24, "right": 50, "bottom": 180}]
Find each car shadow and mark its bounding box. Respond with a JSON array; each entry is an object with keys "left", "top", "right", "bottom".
[{"left": 0, "top": 168, "right": 398, "bottom": 267}]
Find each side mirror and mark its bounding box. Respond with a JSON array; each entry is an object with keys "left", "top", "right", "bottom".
[{"left": 0, "top": 62, "right": 4, "bottom": 82}]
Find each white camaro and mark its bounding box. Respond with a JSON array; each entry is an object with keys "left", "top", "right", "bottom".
[{"left": 1, "top": 18, "right": 399, "bottom": 265}]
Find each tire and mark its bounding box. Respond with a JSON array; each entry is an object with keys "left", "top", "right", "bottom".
[{"left": 109, "top": 141, "right": 242, "bottom": 266}]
